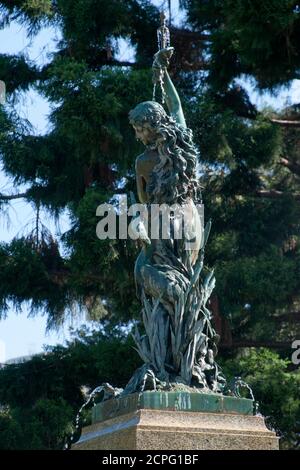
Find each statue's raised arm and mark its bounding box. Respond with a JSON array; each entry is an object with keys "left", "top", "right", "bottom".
[{"left": 152, "top": 47, "right": 186, "bottom": 128}]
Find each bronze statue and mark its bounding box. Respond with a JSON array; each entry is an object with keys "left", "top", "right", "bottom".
[{"left": 124, "top": 28, "right": 226, "bottom": 394}]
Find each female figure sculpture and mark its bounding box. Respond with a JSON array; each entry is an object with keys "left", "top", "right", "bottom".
[{"left": 126, "top": 46, "right": 225, "bottom": 394}]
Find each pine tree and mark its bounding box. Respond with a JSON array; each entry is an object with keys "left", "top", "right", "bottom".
[{"left": 0, "top": 0, "right": 159, "bottom": 327}]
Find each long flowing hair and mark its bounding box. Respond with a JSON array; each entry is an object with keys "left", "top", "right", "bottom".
[{"left": 129, "top": 101, "right": 200, "bottom": 204}]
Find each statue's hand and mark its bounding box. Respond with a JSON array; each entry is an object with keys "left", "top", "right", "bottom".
[{"left": 153, "top": 47, "right": 174, "bottom": 69}]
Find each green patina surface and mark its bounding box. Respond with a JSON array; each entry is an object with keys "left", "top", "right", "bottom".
[{"left": 92, "top": 391, "right": 253, "bottom": 424}]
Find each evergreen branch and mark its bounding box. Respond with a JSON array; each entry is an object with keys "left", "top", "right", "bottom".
[
  {"left": 53, "top": 48, "right": 139, "bottom": 69},
  {"left": 109, "top": 60, "right": 137, "bottom": 67},
  {"left": 255, "top": 189, "right": 300, "bottom": 201},
  {"left": 272, "top": 311, "right": 300, "bottom": 323},
  {"left": 0, "top": 192, "right": 28, "bottom": 201},
  {"left": 280, "top": 157, "right": 300, "bottom": 177},
  {"left": 0, "top": 53, "right": 39, "bottom": 93},
  {"left": 271, "top": 119, "right": 300, "bottom": 127},
  {"left": 171, "top": 27, "right": 211, "bottom": 41},
  {"left": 89, "top": 59, "right": 138, "bottom": 68}
]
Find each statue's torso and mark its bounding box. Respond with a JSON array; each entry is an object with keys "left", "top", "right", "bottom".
[{"left": 135, "top": 148, "right": 160, "bottom": 204}]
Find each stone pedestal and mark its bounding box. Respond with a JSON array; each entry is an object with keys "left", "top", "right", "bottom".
[{"left": 72, "top": 391, "right": 279, "bottom": 450}]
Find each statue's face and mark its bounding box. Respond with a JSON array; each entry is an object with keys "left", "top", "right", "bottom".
[{"left": 132, "top": 123, "right": 157, "bottom": 146}]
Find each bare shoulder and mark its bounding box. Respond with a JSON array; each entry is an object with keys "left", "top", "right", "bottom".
[
  {"left": 135, "top": 152, "right": 147, "bottom": 167},
  {"left": 135, "top": 150, "right": 160, "bottom": 182}
]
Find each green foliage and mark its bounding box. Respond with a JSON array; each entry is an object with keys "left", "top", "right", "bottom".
[
  {"left": 0, "top": 0, "right": 53, "bottom": 35},
  {"left": 216, "top": 247, "right": 300, "bottom": 330},
  {"left": 183, "top": 0, "right": 300, "bottom": 89},
  {"left": 0, "top": 236, "right": 79, "bottom": 325},
  {"left": 0, "top": 54, "right": 38, "bottom": 93},
  {"left": 0, "top": 399, "right": 74, "bottom": 450},
  {"left": 0, "top": 327, "right": 140, "bottom": 407},
  {"left": 0, "top": 327, "right": 141, "bottom": 449},
  {"left": 222, "top": 349, "right": 300, "bottom": 449},
  {"left": 0, "top": 332, "right": 299, "bottom": 449},
  {"left": 190, "top": 93, "right": 281, "bottom": 168},
  {"left": 0, "top": 0, "right": 52, "bottom": 18}
]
